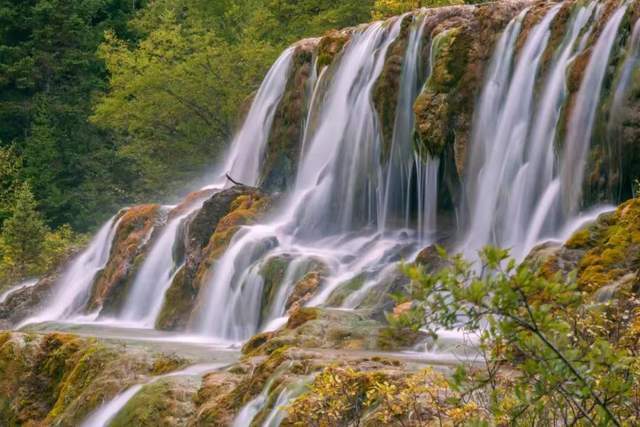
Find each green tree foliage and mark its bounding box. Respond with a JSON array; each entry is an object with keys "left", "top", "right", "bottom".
[
  {"left": 92, "top": 0, "right": 374, "bottom": 198},
  {"left": 372, "top": 0, "right": 466, "bottom": 19},
  {"left": 0, "top": 182, "right": 83, "bottom": 288},
  {"left": 0, "top": 0, "right": 141, "bottom": 231},
  {"left": 1, "top": 182, "right": 47, "bottom": 277},
  {"left": 0, "top": 146, "right": 21, "bottom": 224},
  {"left": 394, "top": 247, "right": 640, "bottom": 425}
]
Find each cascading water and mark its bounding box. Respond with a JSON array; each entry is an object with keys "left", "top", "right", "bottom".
[
  {"left": 561, "top": 3, "right": 629, "bottom": 214},
  {"left": 193, "top": 15, "right": 443, "bottom": 341},
  {"left": 19, "top": 214, "right": 122, "bottom": 326},
  {"left": 521, "top": 1, "right": 598, "bottom": 252},
  {"left": 211, "top": 48, "right": 296, "bottom": 188},
  {"left": 20, "top": 45, "right": 299, "bottom": 329},
  {"left": 380, "top": 15, "right": 438, "bottom": 238},
  {"left": 0, "top": 278, "right": 38, "bottom": 304},
  {"left": 118, "top": 204, "right": 203, "bottom": 327},
  {"left": 462, "top": 1, "right": 625, "bottom": 258},
  {"left": 233, "top": 375, "right": 312, "bottom": 427},
  {"left": 463, "top": 5, "right": 561, "bottom": 257}
]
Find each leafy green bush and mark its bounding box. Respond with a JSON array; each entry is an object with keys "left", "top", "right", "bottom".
[{"left": 393, "top": 246, "right": 640, "bottom": 425}]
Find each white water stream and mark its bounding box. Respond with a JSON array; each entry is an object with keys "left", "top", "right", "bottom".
[{"left": 18, "top": 214, "right": 122, "bottom": 327}]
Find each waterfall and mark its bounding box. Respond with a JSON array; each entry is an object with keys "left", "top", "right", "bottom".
[
  {"left": 17, "top": 46, "right": 298, "bottom": 330},
  {"left": 19, "top": 214, "right": 122, "bottom": 326},
  {"left": 118, "top": 205, "right": 202, "bottom": 327},
  {"left": 380, "top": 15, "right": 437, "bottom": 237},
  {"left": 213, "top": 48, "right": 295, "bottom": 187},
  {"left": 13, "top": 1, "right": 637, "bottom": 351},
  {"left": 462, "top": 1, "right": 622, "bottom": 258},
  {"left": 285, "top": 19, "right": 403, "bottom": 236},
  {"left": 521, "top": 1, "right": 598, "bottom": 251},
  {"left": 464, "top": 5, "right": 561, "bottom": 257},
  {"left": 561, "top": 3, "right": 628, "bottom": 215},
  {"left": 606, "top": 17, "right": 640, "bottom": 198},
  {"left": 193, "top": 15, "right": 444, "bottom": 341}
]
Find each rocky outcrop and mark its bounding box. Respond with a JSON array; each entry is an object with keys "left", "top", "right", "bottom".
[
  {"left": 533, "top": 198, "right": 640, "bottom": 293},
  {"left": 192, "top": 345, "right": 432, "bottom": 426},
  {"left": 0, "top": 332, "right": 188, "bottom": 426},
  {"left": 242, "top": 306, "right": 424, "bottom": 357},
  {"left": 157, "top": 186, "right": 274, "bottom": 330},
  {"left": 108, "top": 376, "right": 200, "bottom": 426},
  {"left": 88, "top": 204, "right": 162, "bottom": 315},
  {"left": 414, "top": 2, "right": 527, "bottom": 175},
  {"left": 0, "top": 277, "right": 57, "bottom": 329},
  {"left": 260, "top": 40, "right": 319, "bottom": 192},
  {"left": 373, "top": 14, "right": 413, "bottom": 161}
]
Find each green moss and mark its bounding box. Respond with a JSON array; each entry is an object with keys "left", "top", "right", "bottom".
[
  {"left": 575, "top": 199, "right": 640, "bottom": 292},
  {"left": 286, "top": 307, "right": 320, "bottom": 330},
  {"left": 316, "top": 31, "right": 350, "bottom": 71},
  {"left": 427, "top": 28, "right": 468, "bottom": 93},
  {"left": 259, "top": 256, "right": 292, "bottom": 323},
  {"left": 326, "top": 275, "right": 366, "bottom": 307},
  {"left": 150, "top": 353, "right": 187, "bottom": 376},
  {"left": 566, "top": 228, "right": 593, "bottom": 249},
  {"left": 109, "top": 376, "right": 199, "bottom": 427},
  {"left": 154, "top": 266, "right": 193, "bottom": 330},
  {"left": 414, "top": 25, "right": 473, "bottom": 162}
]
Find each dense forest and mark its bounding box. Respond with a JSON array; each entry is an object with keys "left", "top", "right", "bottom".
[{"left": 0, "top": 0, "right": 471, "bottom": 287}]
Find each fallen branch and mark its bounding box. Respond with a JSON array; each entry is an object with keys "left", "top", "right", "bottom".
[{"left": 225, "top": 173, "right": 247, "bottom": 187}]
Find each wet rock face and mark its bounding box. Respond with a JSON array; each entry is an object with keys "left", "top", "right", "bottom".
[
  {"left": 193, "top": 344, "right": 433, "bottom": 427},
  {"left": 414, "top": 2, "right": 528, "bottom": 175},
  {"left": 88, "top": 204, "right": 162, "bottom": 315},
  {"left": 529, "top": 198, "right": 639, "bottom": 294},
  {"left": 0, "top": 277, "right": 54, "bottom": 329},
  {"left": 108, "top": 376, "right": 200, "bottom": 427},
  {"left": 374, "top": 14, "right": 413, "bottom": 162},
  {"left": 156, "top": 185, "right": 274, "bottom": 330},
  {"left": 260, "top": 41, "right": 318, "bottom": 193}
]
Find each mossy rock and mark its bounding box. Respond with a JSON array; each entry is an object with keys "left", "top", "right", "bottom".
[
  {"left": 109, "top": 376, "right": 200, "bottom": 427},
  {"left": 0, "top": 332, "right": 194, "bottom": 426},
  {"left": 373, "top": 14, "right": 413, "bottom": 163},
  {"left": 533, "top": 198, "right": 640, "bottom": 295},
  {"left": 242, "top": 307, "right": 387, "bottom": 356},
  {"left": 89, "top": 204, "right": 162, "bottom": 314},
  {"left": 316, "top": 30, "right": 350, "bottom": 72},
  {"left": 157, "top": 186, "right": 274, "bottom": 331},
  {"left": 259, "top": 255, "right": 293, "bottom": 324},
  {"left": 326, "top": 274, "right": 367, "bottom": 307},
  {"left": 260, "top": 41, "right": 317, "bottom": 192}
]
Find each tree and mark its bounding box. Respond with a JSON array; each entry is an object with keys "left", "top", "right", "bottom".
[
  {"left": 372, "top": 0, "right": 464, "bottom": 19},
  {"left": 0, "top": 0, "right": 141, "bottom": 231},
  {"left": 0, "top": 145, "right": 22, "bottom": 225},
  {"left": 1, "top": 182, "right": 48, "bottom": 277},
  {"left": 92, "top": 0, "right": 374, "bottom": 198},
  {"left": 393, "top": 246, "right": 640, "bottom": 425}
]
